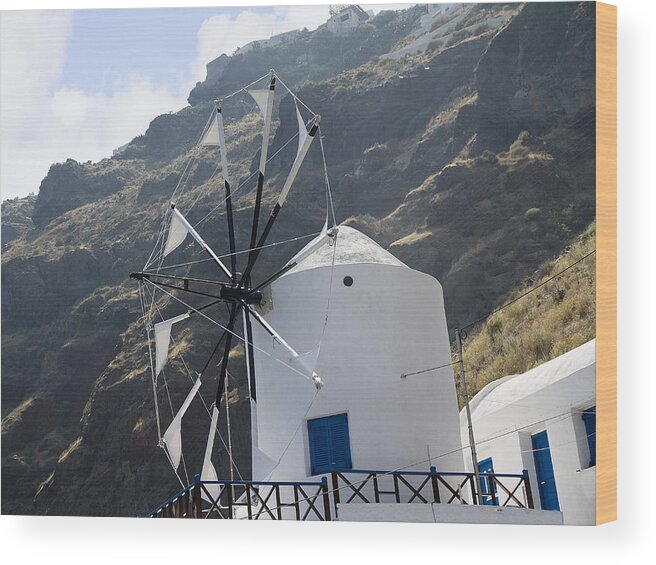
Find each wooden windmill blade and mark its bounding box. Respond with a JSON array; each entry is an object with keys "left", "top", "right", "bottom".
[
  {"left": 245, "top": 70, "right": 277, "bottom": 278},
  {"left": 239, "top": 102, "right": 321, "bottom": 286},
  {"left": 135, "top": 70, "right": 330, "bottom": 493}
]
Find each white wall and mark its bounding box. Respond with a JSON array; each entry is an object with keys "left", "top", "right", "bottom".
[
  {"left": 337, "top": 502, "right": 564, "bottom": 525},
  {"left": 461, "top": 345, "right": 596, "bottom": 525},
  {"left": 252, "top": 261, "right": 464, "bottom": 483},
  {"left": 327, "top": 9, "right": 365, "bottom": 34}
]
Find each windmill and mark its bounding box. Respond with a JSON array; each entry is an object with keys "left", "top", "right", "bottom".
[
  {"left": 133, "top": 71, "right": 465, "bottom": 522},
  {"left": 131, "top": 70, "right": 338, "bottom": 498}
]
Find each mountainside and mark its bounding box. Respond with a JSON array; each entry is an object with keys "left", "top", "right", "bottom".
[
  {"left": 1, "top": 3, "right": 596, "bottom": 516},
  {"left": 456, "top": 222, "right": 596, "bottom": 406}
]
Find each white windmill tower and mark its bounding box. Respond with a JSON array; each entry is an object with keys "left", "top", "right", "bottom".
[{"left": 250, "top": 226, "right": 463, "bottom": 482}]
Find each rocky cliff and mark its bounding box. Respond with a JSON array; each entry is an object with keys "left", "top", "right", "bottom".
[{"left": 1, "top": 3, "right": 596, "bottom": 516}]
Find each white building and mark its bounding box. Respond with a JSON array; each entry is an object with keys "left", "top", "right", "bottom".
[
  {"left": 326, "top": 5, "right": 370, "bottom": 35},
  {"left": 461, "top": 340, "right": 596, "bottom": 525},
  {"left": 251, "top": 226, "right": 464, "bottom": 483},
  {"left": 235, "top": 29, "right": 302, "bottom": 56}
]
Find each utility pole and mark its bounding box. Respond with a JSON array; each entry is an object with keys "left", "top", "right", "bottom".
[{"left": 455, "top": 328, "right": 483, "bottom": 505}]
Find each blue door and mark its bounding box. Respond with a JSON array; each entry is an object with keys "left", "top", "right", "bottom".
[
  {"left": 307, "top": 413, "right": 352, "bottom": 475},
  {"left": 478, "top": 457, "right": 496, "bottom": 505},
  {"left": 532, "top": 430, "right": 560, "bottom": 511},
  {"left": 582, "top": 406, "right": 596, "bottom": 467}
]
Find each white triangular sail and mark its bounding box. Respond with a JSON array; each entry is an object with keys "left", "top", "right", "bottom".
[
  {"left": 163, "top": 211, "right": 189, "bottom": 257},
  {"left": 292, "top": 342, "right": 322, "bottom": 376},
  {"left": 163, "top": 378, "right": 202, "bottom": 469},
  {"left": 154, "top": 312, "right": 190, "bottom": 376},
  {"left": 216, "top": 109, "right": 230, "bottom": 186},
  {"left": 200, "top": 104, "right": 230, "bottom": 185},
  {"left": 277, "top": 114, "right": 319, "bottom": 207},
  {"left": 248, "top": 84, "right": 275, "bottom": 173},
  {"left": 247, "top": 89, "right": 270, "bottom": 119},
  {"left": 200, "top": 404, "right": 221, "bottom": 502},
  {"left": 295, "top": 101, "right": 308, "bottom": 160},
  {"left": 166, "top": 206, "right": 232, "bottom": 279},
  {"left": 199, "top": 114, "right": 220, "bottom": 146}
]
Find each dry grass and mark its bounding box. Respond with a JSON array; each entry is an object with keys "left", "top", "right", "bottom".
[
  {"left": 456, "top": 223, "right": 596, "bottom": 405},
  {"left": 1, "top": 395, "right": 36, "bottom": 432},
  {"left": 57, "top": 437, "right": 82, "bottom": 464}
]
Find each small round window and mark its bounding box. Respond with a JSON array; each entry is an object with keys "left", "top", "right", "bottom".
[{"left": 343, "top": 276, "right": 354, "bottom": 287}]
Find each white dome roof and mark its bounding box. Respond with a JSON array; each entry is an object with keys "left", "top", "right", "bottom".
[
  {"left": 467, "top": 339, "right": 596, "bottom": 421},
  {"left": 289, "top": 225, "right": 407, "bottom": 273}
]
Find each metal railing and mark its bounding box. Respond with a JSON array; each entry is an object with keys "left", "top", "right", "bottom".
[
  {"left": 331, "top": 467, "right": 534, "bottom": 510},
  {"left": 148, "top": 475, "right": 332, "bottom": 520},
  {"left": 148, "top": 467, "right": 534, "bottom": 519}
]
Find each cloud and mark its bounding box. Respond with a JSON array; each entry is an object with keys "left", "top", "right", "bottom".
[
  {"left": 190, "top": 4, "right": 411, "bottom": 82},
  {"left": 47, "top": 79, "right": 184, "bottom": 158},
  {"left": 0, "top": 11, "right": 186, "bottom": 200},
  {"left": 1, "top": 11, "right": 69, "bottom": 199},
  {"left": 191, "top": 6, "right": 331, "bottom": 82}
]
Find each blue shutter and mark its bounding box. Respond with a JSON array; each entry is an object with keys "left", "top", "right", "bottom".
[
  {"left": 308, "top": 413, "right": 352, "bottom": 475},
  {"left": 531, "top": 430, "right": 560, "bottom": 511},
  {"left": 328, "top": 414, "right": 352, "bottom": 470},
  {"left": 582, "top": 406, "right": 596, "bottom": 467},
  {"left": 308, "top": 418, "right": 331, "bottom": 474}
]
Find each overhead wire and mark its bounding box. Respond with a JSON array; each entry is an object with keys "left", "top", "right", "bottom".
[
  {"left": 398, "top": 249, "right": 597, "bottom": 380},
  {"left": 401, "top": 360, "right": 459, "bottom": 379},
  {"left": 461, "top": 249, "right": 596, "bottom": 331},
  {"left": 251, "top": 407, "right": 594, "bottom": 517}
]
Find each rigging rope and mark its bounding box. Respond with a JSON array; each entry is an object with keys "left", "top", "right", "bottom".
[
  {"left": 191, "top": 129, "right": 301, "bottom": 230},
  {"left": 143, "top": 282, "right": 245, "bottom": 481},
  {"left": 139, "top": 71, "right": 335, "bottom": 489},
  {"left": 142, "top": 278, "right": 316, "bottom": 385},
  {"left": 142, "top": 126, "right": 304, "bottom": 272},
  {"left": 218, "top": 72, "right": 271, "bottom": 102},
  {"left": 183, "top": 160, "right": 222, "bottom": 217},
  {"left": 146, "top": 231, "right": 322, "bottom": 274},
  {"left": 144, "top": 71, "right": 322, "bottom": 274},
  {"left": 318, "top": 126, "right": 337, "bottom": 228},
  {"left": 256, "top": 226, "right": 339, "bottom": 479},
  {"left": 138, "top": 282, "right": 163, "bottom": 440},
  {"left": 275, "top": 74, "right": 316, "bottom": 116}
]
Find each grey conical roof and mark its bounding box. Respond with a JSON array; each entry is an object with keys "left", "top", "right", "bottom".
[{"left": 289, "top": 225, "right": 407, "bottom": 273}]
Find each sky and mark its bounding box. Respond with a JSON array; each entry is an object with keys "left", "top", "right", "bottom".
[{"left": 0, "top": 2, "right": 408, "bottom": 201}]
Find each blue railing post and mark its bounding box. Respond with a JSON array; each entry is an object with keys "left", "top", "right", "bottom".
[
  {"left": 320, "top": 476, "right": 332, "bottom": 521},
  {"left": 430, "top": 466, "right": 440, "bottom": 503},
  {"left": 522, "top": 469, "right": 534, "bottom": 509},
  {"left": 191, "top": 474, "right": 202, "bottom": 517}
]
